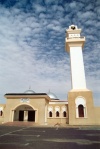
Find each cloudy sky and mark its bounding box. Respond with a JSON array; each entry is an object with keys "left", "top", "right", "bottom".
[{"left": 0, "top": 0, "right": 100, "bottom": 105}]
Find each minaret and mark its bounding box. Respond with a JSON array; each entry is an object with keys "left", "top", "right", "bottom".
[
  {"left": 65, "top": 25, "right": 95, "bottom": 125},
  {"left": 65, "top": 25, "right": 86, "bottom": 90}
]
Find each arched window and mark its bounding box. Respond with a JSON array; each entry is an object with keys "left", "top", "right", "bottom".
[
  {"left": 48, "top": 106, "right": 53, "bottom": 117},
  {"left": 56, "top": 111, "right": 59, "bottom": 117},
  {"left": 61, "top": 106, "right": 67, "bottom": 118},
  {"left": 0, "top": 111, "right": 3, "bottom": 116},
  {"left": 63, "top": 111, "right": 66, "bottom": 117},
  {"left": 78, "top": 105, "right": 84, "bottom": 117},
  {"left": 75, "top": 97, "right": 87, "bottom": 118},
  {"left": 49, "top": 111, "right": 52, "bottom": 117}
]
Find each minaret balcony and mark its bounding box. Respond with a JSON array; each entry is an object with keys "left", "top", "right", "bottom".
[{"left": 65, "top": 36, "right": 85, "bottom": 52}]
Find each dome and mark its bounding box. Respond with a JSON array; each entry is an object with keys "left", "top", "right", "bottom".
[
  {"left": 24, "top": 89, "right": 35, "bottom": 94},
  {"left": 47, "top": 91, "right": 58, "bottom": 100}
]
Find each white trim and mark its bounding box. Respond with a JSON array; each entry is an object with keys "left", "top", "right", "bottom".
[
  {"left": 45, "top": 105, "right": 47, "bottom": 123},
  {"left": 49, "top": 101, "right": 68, "bottom": 104},
  {"left": 0, "top": 107, "right": 3, "bottom": 111},
  {"left": 55, "top": 106, "right": 60, "bottom": 112},
  {"left": 48, "top": 106, "right": 53, "bottom": 112}
]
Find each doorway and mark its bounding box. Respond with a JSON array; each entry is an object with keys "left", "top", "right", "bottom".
[
  {"left": 18, "top": 110, "right": 35, "bottom": 121},
  {"left": 28, "top": 111, "right": 35, "bottom": 121},
  {"left": 19, "top": 111, "right": 24, "bottom": 121}
]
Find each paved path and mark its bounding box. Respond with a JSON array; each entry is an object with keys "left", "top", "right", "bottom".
[{"left": 0, "top": 124, "right": 100, "bottom": 149}]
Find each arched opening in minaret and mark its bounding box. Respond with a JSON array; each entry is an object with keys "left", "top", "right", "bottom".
[
  {"left": 78, "top": 104, "right": 84, "bottom": 117},
  {"left": 75, "top": 97, "right": 87, "bottom": 118}
]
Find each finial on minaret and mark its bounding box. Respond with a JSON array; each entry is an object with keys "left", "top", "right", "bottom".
[
  {"left": 65, "top": 25, "right": 85, "bottom": 53},
  {"left": 69, "top": 24, "right": 78, "bottom": 30}
]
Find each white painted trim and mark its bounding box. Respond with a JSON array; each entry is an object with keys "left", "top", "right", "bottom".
[
  {"left": 49, "top": 101, "right": 68, "bottom": 104},
  {"left": 45, "top": 105, "right": 47, "bottom": 123}
]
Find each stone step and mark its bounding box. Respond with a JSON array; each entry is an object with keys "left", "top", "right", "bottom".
[{"left": 1, "top": 121, "right": 37, "bottom": 126}]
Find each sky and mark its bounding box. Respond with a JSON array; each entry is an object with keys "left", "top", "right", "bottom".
[{"left": 0, "top": 0, "right": 100, "bottom": 106}]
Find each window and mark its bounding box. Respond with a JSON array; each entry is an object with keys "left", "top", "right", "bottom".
[
  {"left": 48, "top": 106, "right": 53, "bottom": 117},
  {"left": 61, "top": 106, "right": 67, "bottom": 118},
  {"left": 49, "top": 111, "right": 52, "bottom": 117},
  {"left": 75, "top": 97, "right": 87, "bottom": 118},
  {"left": 56, "top": 111, "right": 59, "bottom": 117},
  {"left": 55, "top": 106, "right": 60, "bottom": 117},
  {"left": 0, "top": 111, "right": 3, "bottom": 116},
  {"left": 78, "top": 105, "right": 84, "bottom": 117},
  {"left": 63, "top": 111, "right": 66, "bottom": 117}
]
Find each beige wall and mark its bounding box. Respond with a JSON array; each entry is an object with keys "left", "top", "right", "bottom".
[
  {"left": 4, "top": 96, "right": 48, "bottom": 124},
  {"left": 68, "top": 90, "right": 98, "bottom": 125},
  {"left": 1, "top": 94, "right": 100, "bottom": 126},
  {"left": 47, "top": 118, "right": 67, "bottom": 124},
  {"left": 3, "top": 95, "right": 68, "bottom": 125},
  {"left": 94, "top": 107, "right": 100, "bottom": 125},
  {"left": 47, "top": 104, "right": 68, "bottom": 124}
]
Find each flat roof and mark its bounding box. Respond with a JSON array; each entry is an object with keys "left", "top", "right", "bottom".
[{"left": 5, "top": 93, "right": 47, "bottom": 96}]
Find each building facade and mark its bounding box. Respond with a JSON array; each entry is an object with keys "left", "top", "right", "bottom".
[
  {"left": 0, "top": 90, "right": 68, "bottom": 125},
  {"left": 0, "top": 25, "right": 100, "bottom": 125}
]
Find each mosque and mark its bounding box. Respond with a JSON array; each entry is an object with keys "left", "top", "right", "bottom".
[{"left": 0, "top": 25, "right": 100, "bottom": 125}]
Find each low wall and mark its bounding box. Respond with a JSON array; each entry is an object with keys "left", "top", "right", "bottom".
[{"left": 47, "top": 118, "right": 68, "bottom": 124}]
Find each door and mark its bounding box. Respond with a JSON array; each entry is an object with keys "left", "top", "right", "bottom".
[
  {"left": 28, "top": 111, "right": 35, "bottom": 121},
  {"left": 19, "top": 110, "right": 24, "bottom": 121}
]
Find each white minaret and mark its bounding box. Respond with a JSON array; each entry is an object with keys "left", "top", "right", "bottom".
[
  {"left": 65, "top": 25, "right": 95, "bottom": 125},
  {"left": 65, "top": 25, "right": 86, "bottom": 90}
]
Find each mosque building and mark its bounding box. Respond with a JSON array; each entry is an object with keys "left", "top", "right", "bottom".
[{"left": 0, "top": 25, "right": 100, "bottom": 125}]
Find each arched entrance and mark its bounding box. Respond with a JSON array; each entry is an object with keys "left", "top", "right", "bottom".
[{"left": 13, "top": 105, "right": 36, "bottom": 122}]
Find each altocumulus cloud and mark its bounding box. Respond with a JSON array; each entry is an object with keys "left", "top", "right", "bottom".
[{"left": 0, "top": 0, "right": 100, "bottom": 106}]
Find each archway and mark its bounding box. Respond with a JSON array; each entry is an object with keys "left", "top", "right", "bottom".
[
  {"left": 13, "top": 104, "right": 36, "bottom": 122},
  {"left": 78, "top": 104, "right": 84, "bottom": 117},
  {"left": 75, "top": 97, "right": 87, "bottom": 118}
]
